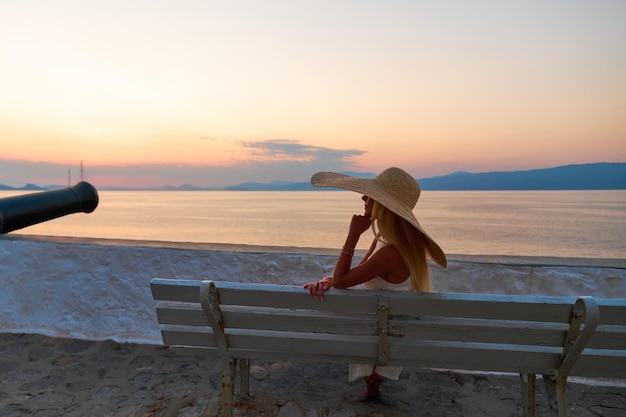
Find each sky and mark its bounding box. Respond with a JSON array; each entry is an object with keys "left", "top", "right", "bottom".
[{"left": 1, "top": 1, "right": 625, "bottom": 188}]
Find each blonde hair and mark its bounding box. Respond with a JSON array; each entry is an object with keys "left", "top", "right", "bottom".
[{"left": 372, "top": 201, "right": 432, "bottom": 292}]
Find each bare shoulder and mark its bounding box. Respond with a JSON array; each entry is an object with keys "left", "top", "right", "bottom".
[
  {"left": 366, "top": 244, "right": 409, "bottom": 284},
  {"left": 371, "top": 243, "right": 403, "bottom": 261}
]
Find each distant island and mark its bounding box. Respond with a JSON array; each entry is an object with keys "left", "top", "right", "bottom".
[
  {"left": 417, "top": 162, "right": 626, "bottom": 191},
  {"left": 1, "top": 162, "right": 625, "bottom": 191}
]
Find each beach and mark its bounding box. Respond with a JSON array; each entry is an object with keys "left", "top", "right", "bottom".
[
  {"left": 0, "top": 235, "right": 625, "bottom": 416},
  {"left": 2, "top": 333, "right": 625, "bottom": 417}
]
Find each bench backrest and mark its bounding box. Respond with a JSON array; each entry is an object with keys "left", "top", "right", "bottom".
[{"left": 151, "top": 279, "right": 600, "bottom": 377}]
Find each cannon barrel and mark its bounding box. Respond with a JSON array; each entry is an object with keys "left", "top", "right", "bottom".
[{"left": 0, "top": 181, "right": 99, "bottom": 234}]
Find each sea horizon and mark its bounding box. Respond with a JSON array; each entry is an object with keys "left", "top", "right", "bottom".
[
  {"left": 2, "top": 162, "right": 625, "bottom": 191},
  {"left": 2, "top": 189, "right": 624, "bottom": 260}
]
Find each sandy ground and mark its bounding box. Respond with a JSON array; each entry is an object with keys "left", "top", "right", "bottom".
[{"left": 1, "top": 333, "right": 625, "bottom": 417}]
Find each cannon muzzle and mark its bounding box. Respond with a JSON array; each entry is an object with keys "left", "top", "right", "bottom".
[{"left": 0, "top": 181, "right": 99, "bottom": 234}]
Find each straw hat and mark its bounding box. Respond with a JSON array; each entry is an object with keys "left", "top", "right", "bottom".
[{"left": 311, "top": 167, "right": 447, "bottom": 268}]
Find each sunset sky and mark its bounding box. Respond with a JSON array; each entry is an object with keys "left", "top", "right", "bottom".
[{"left": 1, "top": 1, "right": 625, "bottom": 188}]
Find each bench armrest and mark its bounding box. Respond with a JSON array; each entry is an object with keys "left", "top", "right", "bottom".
[
  {"left": 558, "top": 296, "right": 599, "bottom": 376},
  {"left": 200, "top": 281, "right": 229, "bottom": 355}
]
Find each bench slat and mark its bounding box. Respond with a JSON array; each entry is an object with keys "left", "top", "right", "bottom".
[
  {"left": 163, "top": 328, "right": 378, "bottom": 361},
  {"left": 597, "top": 300, "right": 626, "bottom": 325},
  {"left": 158, "top": 305, "right": 378, "bottom": 336},
  {"left": 392, "top": 317, "right": 568, "bottom": 347},
  {"left": 223, "top": 309, "right": 377, "bottom": 336},
  {"left": 585, "top": 325, "right": 626, "bottom": 350},
  {"left": 571, "top": 349, "right": 626, "bottom": 378},
  {"left": 152, "top": 279, "right": 379, "bottom": 313},
  {"left": 216, "top": 286, "right": 378, "bottom": 313},
  {"left": 221, "top": 285, "right": 579, "bottom": 323},
  {"left": 388, "top": 341, "right": 561, "bottom": 375},
  {"left": 151, "top": 279, "right": 203, "bottom": 302},
  {"left": 156, "top": 304, "right": 208, "bottom": 327},
  {"left": 161, "top": 325, "right": 216, "bottom": 347},
  {"left": 391, "top": 295, "right": 575, "bottom": 322}
]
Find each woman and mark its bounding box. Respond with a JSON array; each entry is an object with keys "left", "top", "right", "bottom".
[{"left": 304, "top": 167, "right": 447, "bottom": 398}]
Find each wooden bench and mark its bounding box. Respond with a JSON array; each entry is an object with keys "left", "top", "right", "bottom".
[{"left": 150, "top": 278, "right": 603, "bottom": 417}]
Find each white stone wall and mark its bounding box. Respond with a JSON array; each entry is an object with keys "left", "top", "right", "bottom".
[{"left": 0, "top": 236, "right": 624, "bottom": 344}]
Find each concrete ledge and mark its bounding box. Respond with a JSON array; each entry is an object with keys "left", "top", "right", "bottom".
[{"left": 1, "top": 235, "right": 624, "bottom": 344}]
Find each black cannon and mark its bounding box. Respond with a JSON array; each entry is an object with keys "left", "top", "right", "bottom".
[{"left": 0, "top": 181, "right": 99, "bottom": 234}]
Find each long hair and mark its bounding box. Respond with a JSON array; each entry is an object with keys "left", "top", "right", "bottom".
[{"left": 371, "top": 201, "right": 432, "bottom": 292}]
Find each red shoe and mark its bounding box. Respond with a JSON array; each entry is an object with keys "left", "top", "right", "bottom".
[{"left": 365, "top": 373, "right": 382, "bottom": 398}]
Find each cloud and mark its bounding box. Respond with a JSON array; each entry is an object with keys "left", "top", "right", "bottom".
[
  {"left": 0, "top": 140, "right": 367, "bottom": 188},
  {"left": 241, "top": 139, "right": 364, "bottom": 163}
]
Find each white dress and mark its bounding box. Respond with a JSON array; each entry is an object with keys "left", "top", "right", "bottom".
[{"left": 348, "top": 241, "right": 412, "bottom": 382}]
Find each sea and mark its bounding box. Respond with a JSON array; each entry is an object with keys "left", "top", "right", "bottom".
[{"left": 1, "top": 190, "right": 625, "bottom": 259}]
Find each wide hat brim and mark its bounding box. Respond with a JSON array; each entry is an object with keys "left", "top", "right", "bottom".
[{"left": 311, "top": 170, "right": 447, "bottom": 268}]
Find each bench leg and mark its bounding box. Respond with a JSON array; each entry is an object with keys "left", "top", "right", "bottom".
[
  {"left": 220, "top": 359, "right": 237, "bottom": 417},
  {"left": 239, "top": 359, "right": 250, "bottom": 398},
  {"left": 543, "top": 374, "right": 568, "bottom": 417},
  {"left": 520, "top": 373, "right": 536, "bottom": 417}
]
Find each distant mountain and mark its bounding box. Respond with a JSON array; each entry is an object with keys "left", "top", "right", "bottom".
[
  {"left": 223, "top": 172, "right": 377, "bottom": 191},
  {"left": 225, "top": 180, "right": 316, "bottom": 191},
  {"left": 215, "top": 163, "right": 626, "bottom": 191},
  {"left": 0, "top": 183, "right": 47, "bottom": 191},
  {"left": 418, "top": 163, "right": 626, "bottom": 190},
  {"left": 160, "top": 184, "right": 206, "bottom": 191},
  {"left": 1, "top": 163, "right": 624, "bottom": 191}
]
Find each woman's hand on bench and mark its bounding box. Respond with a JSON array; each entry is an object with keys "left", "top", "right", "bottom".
[{"left": 304, "top": 277, "right": 333, "bottom": 300}]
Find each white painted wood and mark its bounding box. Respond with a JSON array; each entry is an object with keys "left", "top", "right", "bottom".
[
  {"left": 596, "top": 299, "right": 626, "bottom": 325},
  {"left": 390, "top": 294, "right": 576, "bottom": 322},
  {"left": 151, "top": 278, "right": 202, "bottom": 302},
  {"left": 157, "top": 305, "right": 378, "bottom": 335},
  {"left": 391, "top": 317, "right": 568, "bottom": 346},
  {"left": 585, "top": 325, "right": 626, "bottom": 349},
  {"left": 571, "top": 349, "right": 626, "bottom": 378}
]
